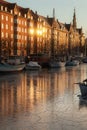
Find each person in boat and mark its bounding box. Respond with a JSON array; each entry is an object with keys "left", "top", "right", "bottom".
[
  {"left": 83, "top": 79, "right": 87, "bottom": 82},
  {"left": 83, "top": 79, "right": 87, "bottom": 85}
]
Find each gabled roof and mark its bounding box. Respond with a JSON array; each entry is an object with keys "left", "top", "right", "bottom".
[
  {"left": 0, "top": 0, "right": 10, "bottom": 7},
  {"left": 65, "top": 23, "right": 71, "bottom": 31},
  {"left": 38, "top": 15, "right": 51, "bottom": 27},
  {"left": 77, "top": 28, "right": 82, "bottom": 34},
  {"left": 47, "top": 17, "right": 54, "bottom": 26},
  {"left": 46, "top": 17, "right": 61, "bottom": 29}
]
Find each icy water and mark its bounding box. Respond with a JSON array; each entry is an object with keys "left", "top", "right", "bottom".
[{"left": 0, "top": 64, "right": 87, "bottom": 130}]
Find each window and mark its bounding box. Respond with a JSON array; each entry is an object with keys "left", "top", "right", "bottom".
[
  {"left": 11, "top": 26, "right": 13, "bottom": 31},
  {"left": 30, "top": 22, "right": 33, "bottom": 27},
  {"left": 22, "top": 28, "right": 24, "bottom": 32},
  {"left": 6, "top": 16, "right": 8, "bottom": 21},
  {"left": 19, "top": 12, "right": 21, "bottom": 16},
  {"left": 11, "top": 18, "right": 13, "bottom": 23},
  {"left": 25, "top": 21, "right": 27, "bottom": 26},
  {"left": 1, "top": 32, "right": 4, "bottom": 37},
  {"left": 24, "top": 14, "right": 26, "bottom": 18},
  {"left": 6, "top": 24, "right": 8, "bottom": 29},
  {"left": 1, "top": 15, "right": 4, "bottom": 20},
  {"left": 25, "top": 36, "right": 27, "bottom": 40},
  {"left": 11, "top": 34, "right": 13, "bottom": 38},
  {"left": 1, "top": 6, "right": 3, "bottom": 11},
  {"left": 31, "top": 16, "right": 33, "bottom": 20},
  {"left": 22, "top": 35, "right": 24, "bottom": 40},
  {"left": 31, "top": 37, "right": 33, "bottom": 41},
  {"left": 1, "top": 24, "right": 4, "bottom": 29},
  {"left": 6, "top": 33, "right": 8, "bottom": 38},
  {"left": 5, "top": 7, "right": 7, "bottom": 12},
  {"left": 22, "top": 21, "right": 24, "bottom": 25},
  {"left": 11, "top": 10, "right": 13, "bottom": 14},
  {"left": 25, "top": 28, "right": 27, "bottom": 33}
]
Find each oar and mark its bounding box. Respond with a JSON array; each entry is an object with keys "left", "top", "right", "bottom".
[{"left": 74, "top": 82, "right": 81, "bottom": 84}]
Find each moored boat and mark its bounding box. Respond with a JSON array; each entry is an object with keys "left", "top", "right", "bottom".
[
  {"left": 0, "top": 62, "right": 25, "bottom": 72},
  {"left": 65, "top": 60, "right": 79, "bottom": 67},
  {"left": 49, "top": 61, "right": 65, "bottom": 68},
  {"left": 25, "top": 61, "right": 41, "bottom": 70},
  {"left": 48, "top": 58, "right": 65, "bottom": 68}
]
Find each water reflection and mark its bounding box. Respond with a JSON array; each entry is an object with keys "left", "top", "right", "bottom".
[{"left": 0, "top": 64, "right": 87, "bottom": 129}]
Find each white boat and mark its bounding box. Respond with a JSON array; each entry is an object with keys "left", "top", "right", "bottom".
[
  {"left": 25, "top": 61, "right": 41, "bottom": 70},
  {"left": 76, "top": 79, "right": 87, "bottom": 98},
  {"left": 0, "top": 62, "right": 25, "bottom": 72}
]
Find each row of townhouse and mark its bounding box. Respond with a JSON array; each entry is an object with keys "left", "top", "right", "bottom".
[{"left": 0, "top": 0, "right": 85, "bottom": 58}]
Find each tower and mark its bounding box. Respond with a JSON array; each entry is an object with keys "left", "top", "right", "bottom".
[
  {"left": 53, "top": 8, "right": 55, "bottom": 19},
  {"left": 73, "top": 8, "right": 77, "bottom": 30}
]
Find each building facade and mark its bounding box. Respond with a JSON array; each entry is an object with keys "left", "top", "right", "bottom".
[{"left": 0, "top": 0, "right": 85, "bottom": 58}]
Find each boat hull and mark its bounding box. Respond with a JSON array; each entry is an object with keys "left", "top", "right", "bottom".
[
  {"left": 25, "top": 66, "right": 41, "bottom": 70},
  {"left": 79, "top": 83, "right": 87, "bottom": 97},
  {"left": 49, "top": 62, "right": 65, "bottom": 68},
  {"left": 65, "top": 60, "right": 79, "bottom": 66},
  {"left": 0, "top": 63, "right": 25, "bottom": 72}
]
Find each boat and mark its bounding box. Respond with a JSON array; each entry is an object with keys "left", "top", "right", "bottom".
[
  {"left": 25, "top": 61, "right": 41, "bottom": 70},
  {"left": 0, "top": 62, "right": 25, "bottom": 72},
  {"left": 82, "top": 57, "right": 87, "bottom": 63},
  {"left": 49, "top": 61, "right": 65, "bottom": 68},
  {"left": 76, "top": 79, "right": 87, "bottom": 98},
  {"left": 48, "top": 58, "right": 65, "bottom": 68},
  {"left": 65, "top": 60, "right": 79, "bottom": 67}
]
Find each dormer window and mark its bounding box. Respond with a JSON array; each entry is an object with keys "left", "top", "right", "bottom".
[
  {"left": 11, "top": 10, "right": 13, "bottom": 14},
  {"left": 24, "top": 14, "right": 26, "bottom": 18},
  {"left": 5, "top": 7, "right": 7, "bottom": 12},
  {"left": 1, "top": 6, "right": 3, "bottom": 11},
  {"left": 19, "top": 12, "right": 21, "bottom": 16}
]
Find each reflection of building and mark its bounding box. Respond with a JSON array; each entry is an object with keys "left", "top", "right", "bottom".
[
  {"left": 0, "top": 66, "right": 86, "bottom": 117},
  {"left": 0, "top": 0, "right": 85, "bottom": 57}
]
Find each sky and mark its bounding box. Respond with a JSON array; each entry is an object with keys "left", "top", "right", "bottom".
[{"left": 6, "top": 0, "right": 87, "bottom": 36}]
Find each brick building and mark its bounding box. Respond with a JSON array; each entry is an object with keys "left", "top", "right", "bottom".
[{"left": 0, "top": 0, "right": 85, "bottom": 58}]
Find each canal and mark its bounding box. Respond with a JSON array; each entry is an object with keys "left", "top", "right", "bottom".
[{"left": 0, "top": 64, "right": 87, "bottom": 130}]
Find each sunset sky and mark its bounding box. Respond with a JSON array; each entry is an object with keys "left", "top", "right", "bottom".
[{"left": 7, "top": 0, "right": 87, "bottom": 36}]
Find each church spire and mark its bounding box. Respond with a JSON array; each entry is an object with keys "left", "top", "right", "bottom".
[{"left": 73, "top": 8, "right": 77, "bottom": 30}]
